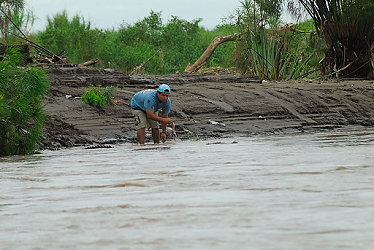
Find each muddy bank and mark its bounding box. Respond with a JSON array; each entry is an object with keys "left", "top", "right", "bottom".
[{"left": 40, "top": 66, "right": 374, "bottom": 150}]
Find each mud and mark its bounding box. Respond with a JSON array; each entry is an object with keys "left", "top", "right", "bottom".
[{"left": 40, "top": 66, "right": 374, "bottom": 150}]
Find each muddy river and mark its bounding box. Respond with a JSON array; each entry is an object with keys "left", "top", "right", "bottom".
[{"left": 1, "top": 128, "right": 374, "bottom": 249}]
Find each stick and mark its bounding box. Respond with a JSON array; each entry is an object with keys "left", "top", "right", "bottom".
[
  {"left": 171, "top": 122, "right": 177, "bottom": 141},
  {"left": 130, "top": 48, "right": 163, "bottom": 74}
]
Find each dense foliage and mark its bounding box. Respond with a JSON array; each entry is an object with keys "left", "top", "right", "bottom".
[
  {"left": 260, "top": 0, "right": 374, "bottom": 77},
  {"left": 295, "top": 0, "right": 374, "bottom": 77},
  {"left": 35, "top": 10, "right": 237, "bottom": 74},
  {"left": 33, "top": 8, "right": 319, "bottom": 79},
  {"left": 0, "top": 0, "right": 25, "bottom": 37},
  {"left": 229, "top": 0, "right": 321, "bottom": 79},
  {"left": 4, "top": 0, "right": 374, "bottom": 78},
  {"left": 0, "top": 48, "right": 49, "bottom": 156}
]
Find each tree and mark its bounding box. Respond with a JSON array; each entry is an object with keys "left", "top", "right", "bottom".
[
  {"left": 0, "top": 48, "right": 49, "bottom": 156},
  {"left": 287, "top": 0, "right": 374, "bottom": 78},
  {"left": 37, "top": 11, "right": 102, "bottom": 64},
  {"left": 242, "top": 0, "right": 374, "bottom": 78},
  {"left": 190, "top": 0, "right": 314, "bottom": 79},
  {"left": 0, "top": 0, "right": 24, "bottom": 39}
]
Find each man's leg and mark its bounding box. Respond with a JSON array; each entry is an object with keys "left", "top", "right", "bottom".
[
  {"left": 132, "top": 109, "right": 148, "bottom": 144},
  {"left": 152, "top": 128, "right": 160, "bottom": 144},
  {"left": 137, "top": 128, "right": 146, "bottom": 144}
]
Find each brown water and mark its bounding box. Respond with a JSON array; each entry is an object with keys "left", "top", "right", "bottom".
[{"left": 1, "top": 128, "right": 374, "bottom": 249}]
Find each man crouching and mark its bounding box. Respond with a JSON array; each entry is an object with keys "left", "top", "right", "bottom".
[{"left": 130, "top": 84, "right": 173, "bottom": 144}]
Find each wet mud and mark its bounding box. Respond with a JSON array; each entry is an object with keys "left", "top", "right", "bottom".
[{"left": 40, "top": 66, "right": 374, "bottom": 150}]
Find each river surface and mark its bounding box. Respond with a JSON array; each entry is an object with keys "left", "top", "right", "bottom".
[{"left": 1, "top": 127, "right": 374, "bottom": 250}]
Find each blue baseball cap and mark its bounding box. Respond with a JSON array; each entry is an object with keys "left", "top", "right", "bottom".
[{"left": 157, "top": 84, "right": 171, "bottom": 93}]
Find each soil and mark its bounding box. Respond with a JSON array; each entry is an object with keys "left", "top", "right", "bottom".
[{"left": 39, "top": 66, "right": 374, "bottom": 150}]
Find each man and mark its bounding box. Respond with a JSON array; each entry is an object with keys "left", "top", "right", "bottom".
[{"left": 130, "top": 84, "right": 173, "bottom": 144}]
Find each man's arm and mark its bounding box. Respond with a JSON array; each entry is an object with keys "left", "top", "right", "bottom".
[
  {"left": 145, "top": 109, "right": 173, "bottom": 124},
  {"left": 160, "top": 113, "right": 169, "bottom": 143},
  {"left": 160, "top": 113, "right": 169, "bottom": 133}
]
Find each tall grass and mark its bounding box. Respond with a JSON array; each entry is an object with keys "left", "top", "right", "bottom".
[{"left": 243, "top": 29, "right": 315, "bottom": 79}]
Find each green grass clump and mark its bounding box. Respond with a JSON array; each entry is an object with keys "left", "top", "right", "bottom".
[{"left": 82, "top": 85, "right": 115, "bottom": 107}]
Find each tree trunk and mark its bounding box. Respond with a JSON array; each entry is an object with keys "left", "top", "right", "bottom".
[{"left": 183, "top": 33, "right": 242, "bottom": 74}]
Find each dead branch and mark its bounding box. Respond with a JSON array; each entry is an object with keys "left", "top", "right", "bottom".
[
  {"left": 283, "top": 23, "right": 317, "bottom": 34},
  {"left": 78, "top": 58, "right": 99, "bottom": 67},
  {"left": 131, "top": 48, "right": 163, "bottom": 74},
  {"left": 183, "top": 23, "right": 317, "bottom": 74},
  {"left": 183, "top": 32, "right": 243, "bottom": 74}
]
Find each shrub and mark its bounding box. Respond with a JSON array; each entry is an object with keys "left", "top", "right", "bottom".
[
  {"left": 0, "top": 48, "right": 49, "bottom": 156},
  {"left": 82, "top": 85, "right": 115, "bottom": 107},
  {"left": 231, "top": 1, "right": 319, "bottom": 80},
  {"left": 36, "top": 11, "right": 233, "bottom": 74},
  {"left": 33, "top": 8, "right": 321, "bottom": 78},
  {"left": 36, "top": 10, "right": 103, "bottom": 64}
]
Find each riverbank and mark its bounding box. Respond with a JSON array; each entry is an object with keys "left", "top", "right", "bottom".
[{"left": 39, "top": 66, "right": 374, "bottom": 150}]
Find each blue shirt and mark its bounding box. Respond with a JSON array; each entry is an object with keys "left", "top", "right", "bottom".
[{"left": 130, "top": 89, "right": 171, "bottom": 114}]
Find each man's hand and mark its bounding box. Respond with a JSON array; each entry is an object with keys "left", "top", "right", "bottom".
[
  {"left": 160, "top": 132, "right": 167, "bottom": 143},
  {"left": 163, "top": 117, "right": 173, "bottom": 124},
  {"left": 145, "top": 109, "right": 173, "bottom": 124}
]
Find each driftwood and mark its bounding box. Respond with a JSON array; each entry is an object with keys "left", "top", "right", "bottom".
[
  {"left": 78, "top": 58, "right": 99, "bottom": 67},
  {"left": 183, "top": 33, "right": 243, "bottom": 74}
]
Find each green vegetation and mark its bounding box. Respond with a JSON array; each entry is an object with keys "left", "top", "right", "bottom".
[
  {"left": 296, "top": 0, "right": 374, "bottom": 77},
  {"left": 0, "top": 48, "right": 49, "bottom": 156},
  {"left": 3, "top": 0, "right": 374, "bottom": 79},
  {"left": 183, "top": 133, "right": 201, "bottom": 141},
  {"left": 32, "top": 8, "right": 319, "bottom": 79},
  {"left": 82, "top": 85, "right": 115, "bottom": 107},
  {"left": 253, "top": 0, "right": 374, "bottom": 78},
  {"left": 234, "top": 27, "right": 316, "bottom": 79},
  {"left": 0, "top": 0, "right": 26, "bottom": 41},
  {"left": 34, "top": 10, "right": 238, "bottom": 75},
  {"left": 230, "top": 0, "right": 320, "bottom": 79},
  {"left": 37, "top": 10, "right": 103, "bottom": 66},
  {"left": 2, "top": 1, "right": 326, "bottom": 80}
]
